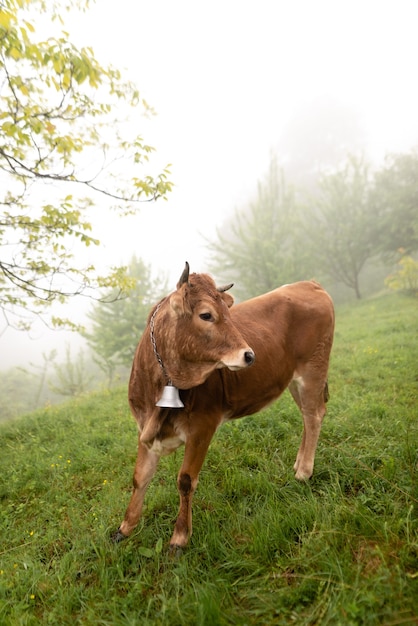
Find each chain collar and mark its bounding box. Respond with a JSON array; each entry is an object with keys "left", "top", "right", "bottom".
[{"left": 149, "top": 301, "right": 171, "bottom": 385}]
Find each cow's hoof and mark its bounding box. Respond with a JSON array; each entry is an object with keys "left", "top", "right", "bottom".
[
  {"left": 111, "top": 528, "right": 128, "bottom": 543},
  {"left": 295, "top": 471, "right": 312, "bottom": 481},
  {"left": 169, "top": 544, "right": 184, "bottom": 559}
]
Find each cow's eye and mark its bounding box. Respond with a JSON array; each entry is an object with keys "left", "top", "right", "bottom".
[{"left": 199, "top": 312, "right": 214, "bottom": 322}]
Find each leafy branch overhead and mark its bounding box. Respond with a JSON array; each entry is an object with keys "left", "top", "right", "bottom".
[{"left": 0, "top": 0, "right": 173, "bottom": 330}]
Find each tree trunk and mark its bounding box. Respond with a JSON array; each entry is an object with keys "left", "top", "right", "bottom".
[{"left": 354, "top": 276, "right": 362, "bottom": 299}]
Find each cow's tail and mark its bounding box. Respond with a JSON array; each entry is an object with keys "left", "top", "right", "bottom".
[{"left": 324, "top": 381, "right": 330, "bottom": 403}]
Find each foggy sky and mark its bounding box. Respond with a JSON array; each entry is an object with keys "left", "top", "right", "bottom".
[{"left": 2, "top": 0, "right": 418, "bottom": 368}]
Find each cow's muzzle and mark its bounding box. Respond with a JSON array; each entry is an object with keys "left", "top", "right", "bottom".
[{"left": 221, "top": 348, "right": 255, "bottom": 371}]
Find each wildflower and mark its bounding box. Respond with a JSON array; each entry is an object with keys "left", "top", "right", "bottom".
[
  {"left": 103, "top": 479, "right": 108, "bottom": 485},
  {"left": 30, "top": 594, "right": 35, "bottom": 600},
  {"left": 29, "top": 531, "right": 34, "bottom": 536}
]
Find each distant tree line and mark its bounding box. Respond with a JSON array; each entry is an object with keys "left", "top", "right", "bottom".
[
  {"left": 0, "top": 347, "right": 98, "bottom": 420},
  {"left": 207, "top": 149, "right": 418, "bottom": 301}
]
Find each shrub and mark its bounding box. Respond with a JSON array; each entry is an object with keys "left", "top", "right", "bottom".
[{"left": 385, "top": 254, "right": 418, "bottom": 295}]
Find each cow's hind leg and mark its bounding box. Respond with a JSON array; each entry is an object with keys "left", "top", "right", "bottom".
[
  {"left": 289, "top": 374, "right": 329, "bottom": 480},
  {"left": 113, "top": 434, "right": 159, "bottom": 541}
]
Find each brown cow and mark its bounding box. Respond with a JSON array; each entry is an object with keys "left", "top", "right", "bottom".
[{"left": 113, "top": 262, "right": 334, "bottom": 552}]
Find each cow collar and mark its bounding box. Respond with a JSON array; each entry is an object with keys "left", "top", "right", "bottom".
[
  {"left": 149, "top": 303, "right": 184, "bottom": 408},
  {"left": 149, "top": 301, "right": 170, "bottom": 384}
]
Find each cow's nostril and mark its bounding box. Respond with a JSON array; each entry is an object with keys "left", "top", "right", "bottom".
[{"left": 244, "top": 350, "right": 255, "bottom": 366}]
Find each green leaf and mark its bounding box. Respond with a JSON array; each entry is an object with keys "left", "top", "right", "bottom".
[
  {"left": 137, "top": 547, "right": 154, "bottom": 559},
  {"left": 0, "top": 10, "right": 13, "bottom": 29},
  {"left": 155, "top": 537, "right": 163, "bottom": 554}
]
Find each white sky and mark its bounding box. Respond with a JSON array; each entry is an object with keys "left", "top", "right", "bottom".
[
  {"left": 3, "top": 0, "right": 418, "bottom": 367},
  {"left": 71, "top": 0, "right": 418, "bottom": 277}
]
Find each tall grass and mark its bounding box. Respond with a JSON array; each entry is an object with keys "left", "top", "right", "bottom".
[{"left": 0, "top": 293, "right": 417, "bottom": 625}]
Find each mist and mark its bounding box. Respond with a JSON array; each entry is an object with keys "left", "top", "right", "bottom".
[{"left": 2, "top": 0, "right": 418, "bottom": 371}]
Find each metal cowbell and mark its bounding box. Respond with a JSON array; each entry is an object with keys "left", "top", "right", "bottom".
[{"left": 156, "top": 383, "right": 184, "bottom": 408}]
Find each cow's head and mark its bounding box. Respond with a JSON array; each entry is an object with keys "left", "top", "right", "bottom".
[{"left": 153, "top": 262, "right": 255, "bottom": 389}]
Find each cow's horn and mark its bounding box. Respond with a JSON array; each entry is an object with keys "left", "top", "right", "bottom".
[
  {"left": 177, "top": 261, "right": 190, "bottom": 288},
  {"left": 217, "top": 283, "right": 234, "bottom": 293}
]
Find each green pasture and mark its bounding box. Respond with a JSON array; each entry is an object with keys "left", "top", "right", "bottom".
[{"left": 0, "top": 293, "right": 417, "bottom": 625}]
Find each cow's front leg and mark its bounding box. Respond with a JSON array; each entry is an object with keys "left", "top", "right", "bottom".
[
  {"left": 169, "top": 426, "right": 215, "bottom": 553},
  {"left": 114, "top": 434, "right": 159, "bottom": 541}
]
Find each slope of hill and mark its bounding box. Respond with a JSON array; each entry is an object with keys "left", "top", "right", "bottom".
[{"left": 0, "top": 293, "right": 417, "bottom": 625}]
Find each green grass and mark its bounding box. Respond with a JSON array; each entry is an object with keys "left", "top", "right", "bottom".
[{"left": 0, "top": 293, "right": 417, "bottom": 625}]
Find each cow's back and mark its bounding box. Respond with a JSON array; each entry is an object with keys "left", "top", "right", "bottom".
[
  {"left": 232, "top": 280, "right": 332, "bottom": 326},
  {"left": 215, "top": 281, "right": 334, "bottom": 419}
]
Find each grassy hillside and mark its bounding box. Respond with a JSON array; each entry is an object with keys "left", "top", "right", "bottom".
[{"left": 0, "top": 293, "right": 417, "bottom": 625}]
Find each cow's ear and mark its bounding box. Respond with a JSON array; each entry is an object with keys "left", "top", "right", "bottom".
[
  {"left": 170, "top": 285, "right": 192, "bottom": 316},
  {"left": 221, "top": 292, "right": 234, "bottom": 308}
]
